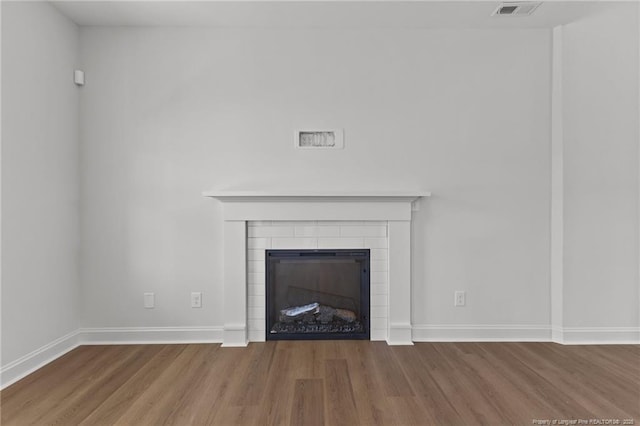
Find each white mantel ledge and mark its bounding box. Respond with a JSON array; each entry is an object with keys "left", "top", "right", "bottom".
[
  {"left": 202, "top": 190, "right": 430, "bottom": 202},
  {"left": 203, "top": 190, "right": 430, "bottom": 221}
]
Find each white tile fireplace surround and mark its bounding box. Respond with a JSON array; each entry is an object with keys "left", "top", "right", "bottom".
[{"left": 203, "top": 191, "right": 430, "bottom": 347}]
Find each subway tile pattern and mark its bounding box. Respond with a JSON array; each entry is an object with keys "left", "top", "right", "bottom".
[{"left": 246, "top": 220, "right": 389, "bottom": 342}]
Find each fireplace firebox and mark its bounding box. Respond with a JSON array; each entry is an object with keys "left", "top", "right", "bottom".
[{"left": 265, "top": 249, "right": 370, "bottom": 340}]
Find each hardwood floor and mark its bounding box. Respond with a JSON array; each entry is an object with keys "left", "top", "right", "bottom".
[{"left": 1, "top": 342, "right": 638, "bottom": 425}]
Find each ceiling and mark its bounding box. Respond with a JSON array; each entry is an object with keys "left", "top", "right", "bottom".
[{"left": 50, "top": 1, "right": 617, "bottom": 29}]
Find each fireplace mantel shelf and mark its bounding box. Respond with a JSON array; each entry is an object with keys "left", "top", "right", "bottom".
[{"left": 203, "top": 190, "right": 431, "bottom": 202}]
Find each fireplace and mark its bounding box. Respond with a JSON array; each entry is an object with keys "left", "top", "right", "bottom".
[
  {"left": 266, "top": 249, "right": 370, "bottom": 340},
  {"left": 203, "top": 190, "right": 430, "bottom": 346}
]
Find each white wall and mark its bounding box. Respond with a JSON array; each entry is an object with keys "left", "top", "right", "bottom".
[
  {"left": 562, "top": 4, "right": 639, "bottom": 330},
  {"left": 1, "top": 2, "right": 80, "bottom": 365},
  {"left": 79, "top": 27, "right": 551, "bottom": 330}
]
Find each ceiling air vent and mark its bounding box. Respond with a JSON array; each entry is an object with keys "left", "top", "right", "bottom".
[{"left": 492, "top": 2, "right": 541, "bottom": 16}]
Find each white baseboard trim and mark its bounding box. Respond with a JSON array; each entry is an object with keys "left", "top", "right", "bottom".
[
  {"left": 3, "top": 324, "right": 636, "bottom": 390},
  {"left": 1, "top": 330, "right": 80, "bottom": 390},
  {"left": 412, "top": 324, "right": 640, "bottom": 344},
  {"left": 1, "top": 326, "right": 224, "bottom": 390},
  {"left": 78, "top": 326, "right": 224, "bottom": 344},
  {"left": 559, "top": 327, "right": 640, "bottom": 345},
  {"left": 412, "top": 324, "right": 552, "bottom": 342}
]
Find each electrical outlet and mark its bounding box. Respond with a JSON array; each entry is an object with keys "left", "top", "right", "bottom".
[
  {"left": 191, "top": 292, "right": 202, "bottom": 308},
  {"left": 144, "top": 292, "right": 155, "bottom": 309},
  {"left": 454, "top": 291, "right": 465, "bottom": 307}
]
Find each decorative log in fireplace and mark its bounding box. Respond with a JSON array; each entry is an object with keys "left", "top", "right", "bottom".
[{"left": 265, "top": 249, "right": 370, "bottom": 340}]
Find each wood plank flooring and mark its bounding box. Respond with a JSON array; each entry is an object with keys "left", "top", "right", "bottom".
[{"left": 1, "top": 342, "right": 638, "bottom": 425}]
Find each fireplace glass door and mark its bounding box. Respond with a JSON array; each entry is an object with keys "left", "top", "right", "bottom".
[{"left": 265, "top": 249, "right": 370, "bottom": 340}]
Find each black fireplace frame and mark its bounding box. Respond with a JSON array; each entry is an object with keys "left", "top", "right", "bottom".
[{"left": 265, "top": 249, "right": 370, "bottom": 341}]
